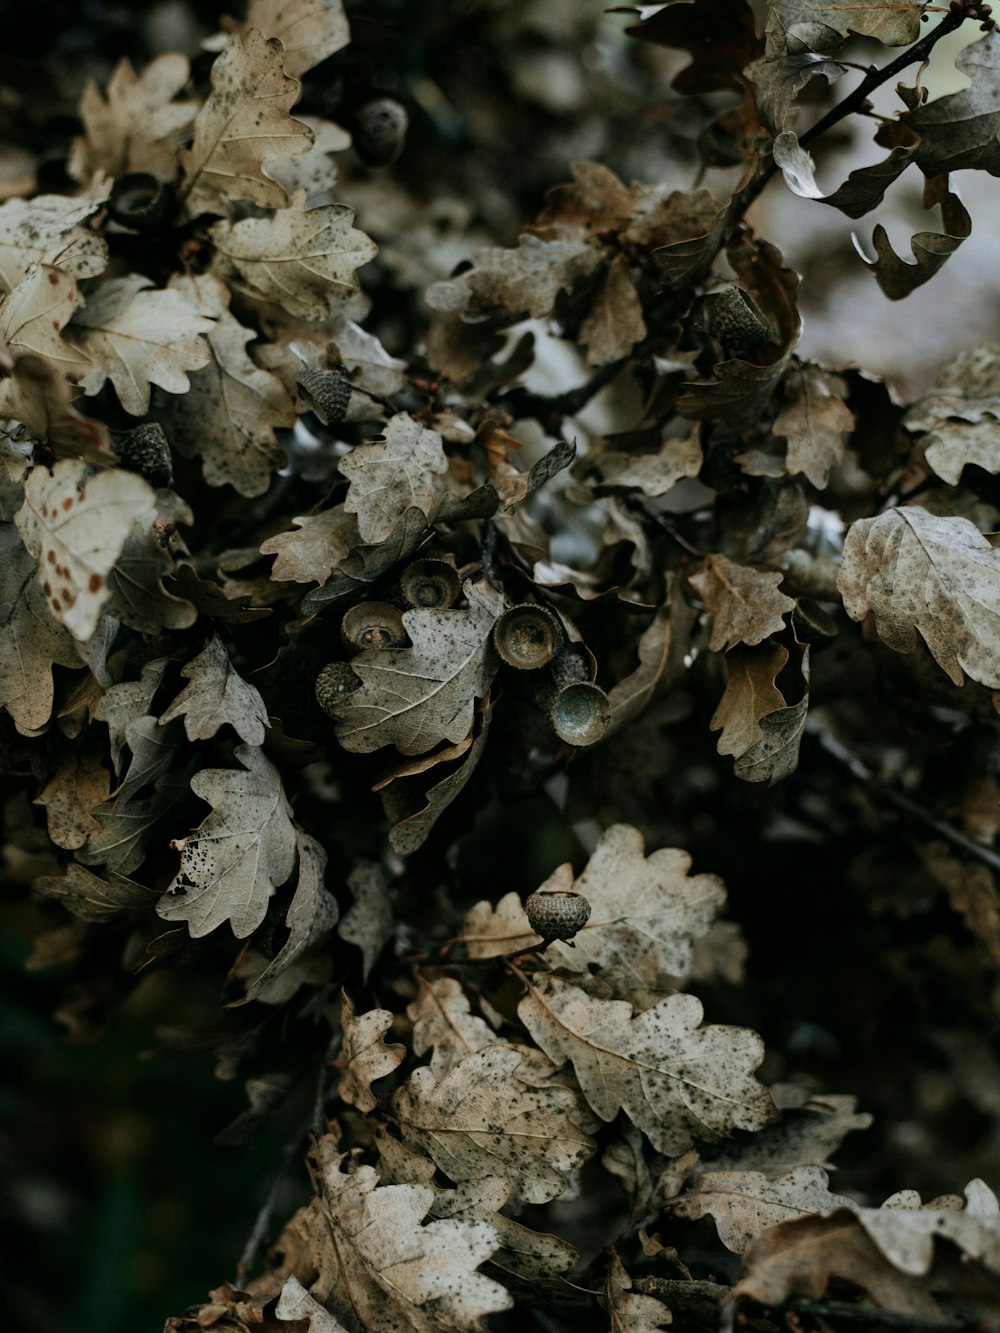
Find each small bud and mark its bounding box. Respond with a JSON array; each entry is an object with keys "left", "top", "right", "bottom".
[
  {"left": 400, "top": 558, "right": 461, "bottom": 609},
  {"left": 298, "top": 369, "right": 353, "bottom": 425},
  {"left": 493, "top": 604, "right": 564, "bottom": 670},
  {"left": 316, "top": 662, "right": 362, "bottom": 717},
  {"left": 354, "top": 97, "right": 409, "bottom": 167},
  {"left": 115, "top": 422, "right": 173, "bottom": 488},
  {"left": 341, "top": 601, "right": 409, "bottom": 652},
  {"left": 525, "top": 889, "right": 591, "bottom": 945},
  {"left": 108, "top": 173, "right": 171, "bottom": 229}
]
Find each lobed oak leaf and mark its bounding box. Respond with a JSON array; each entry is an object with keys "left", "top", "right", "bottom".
[
  {"left": 14, "top": 458, "right": 157, "bottom": 642},
  {"left": 602, "top": 1251, "right": 672, "bottom": 1333},
  {"left": 166, "top": 272, "right": 294, "bottom": 497},
  {"left": 427, "top": 231, "right": 601, "bottom": 323},
  {"left": 838, "top": 505, "right": 1000, "bottom": 687},
  {"left": 392, "top": 1044, "right": 595, "bottom": 1204},
  {"left": 578, "top": 254, "right": 647, "bottom": 366},
  {"left": 711, "top": 641, "right": 789, "bottom": 759},
  {"left": 764, "top": 0, "right": 922, "bottom": 58},
  {"left": 159, "top": 634, "right": 269, "bottom": 746},
  {"left": 721, "top": 640, "right": 810, "bottom": 784},
  {"left": 33, "top": 862, "right": 155, "bottom": 923},
  {"left": 700, "top": 1092, "right": 872, "bottom": 1180},
  {"left": 94, "top": 658, "right": 169, "bottom": 775},
  {"left": 774, "top": 362, "right": 854, "bottom": 488},
  {"left": 260, "top": 505, "right": 357, "bottom": 585},
  {"left": 276, "top": 1275, "right": 349, "bottom": 1332},
  {"left": 689, "top": 553, "right": 795, "bottom": 652},
  {"left": 35, "top": 743, "right": 111, "bottom": 850},
  {"left": 856, "top": 176, "right": 971, "bottom": 301},
  {"left": 71, "top": 54, "right": 197, "bottom": 184},
  {"left": 79, "top": 759, "right": 195, "bottom": 877},
  {"left": 240, "top": 0, "right": 351, "bottom": 78},
  {"left": 330, "top": 579, "right": 503, "bottom": 756},
  {"left": 337, "top": 989, "right": 406, "bottom": 1113},
  {"left": 337, "top": 861, "right": 394, "bottom": 980},
  {"left": 593, "top": 429, "right": 703, "bottom": 499},
  {"left": 179, "top": 29, "right": 314, "bottom": 217},
  {"left": 0, "top": 195, "right": 108, "bottom": 294},
  {"left": 67, "top": 274, "right": 213, "bottom": 416},
  {"left": 922, "top": 419, "right": 1000, "bottom": 487},
  {"left": 0, "top": 355, "right": 111, "bottom": 462},
  {"left": 157, "top": 743, "right": 297, "bottom": 938},
  {"left": 286, "top": 1138, "right": 512, "bottom": 1332},
  {"left": 0, "top": 265, "right": 89, "bottom": 377},
  {"left": 105, "top": 504, "right": 199, "bottom": 635},
  {"left": 408, "top": 975, "right": 498, "bottom": 1078},
  {"left": 382, "top": 709, "right": 491, "bottom": 855},
  {"left": 517, "top": 972, "right": 776, "bottom": 1154},
  {"left": 903, "top": 31, "right": 1000, "bottom": 179},
  {"left": 676, "top": 1165, "right": 855, "bottom": 1252},
  {"left": 340, "top": 413, "right": 449, "bottom": 545},
  {"left": 210, "top": 191, "right": 377, "bottom": 320}
]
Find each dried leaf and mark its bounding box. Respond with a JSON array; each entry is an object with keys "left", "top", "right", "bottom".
[
  {"left": 393, "top": 1044, "right": 594, "bottom": 1204},
  {"left": 383, "top": 709, "right": 490, "bottom": 856},
  {"left": 408, "top": 975, "right": 497, "bottom": 1079},
  {"left": 729, "top": 641, "right": 810, "bottom": 784},
  {"left": 94, "top": 659, "right": 169, "bottom": 775},
  {"left": 839, "top": 505, "right": 1000, "bottom": 688},
  {"left": 157, "top": 743, "right": 297, "bottom": 938},
  {"left": 159, "top": 634, "right": 269, "bottom": 746},
  {"left": 0, "top": 354, "right": 111, "bottom": 461},
  {"left": 242, "top": 0, "right": 350, "bottom": 78},
  {"left": 330, "top": 580, "right": 503, "bottom": 756},
  {"left": 0, "top": 265, "right": 88, "bottom": 374},
  {"left": 922, "top": 420, "right": 1000, "bottom": 487},
  {"left": 340, "top": 414, "right": 448, "bottom": 544},
  {"left": 677, "top": 1165, "right": 855, "bottom": 1252},
  {"left": 71, "top": 54, "right": 197, "bottom": 183},
  {"left": 857, "top": 177, "right": 971, "bottom": 301},
  {"left": 276, "top": 1275, "right": 349, "bottom": 1332},
  {"left": 764, "top": 0, "right": 922, "bottom": 57},
  {"left": 0, "top": 195, "right": 108, "bottom": 294},
  {"left": 711, "top": 641, "right": 789, "bottom": 759},
  {"left": 14, "top": 458, "right": 157, "bottom": 641},
  {"left": 602, "top": 1251, "right": 672, "bottom": 1333},
  {"left": 337, "top": 860, "right": 393, "bottom": 980},
  {"left": 338, "top": 990, "right": 406, "bottom": 1113},
  {"left": 35, "top": 744, "right": 111, "bottom": 849},
  {"left": 427, "top": 232, "right": 601, "bottom": 323},
  {"left": 701, "top": 1093, "right": 873, "bottom": 1179},
  {"left": 690, "top": 554, "right": 795, "bottom": 652},
  {"left": 903, "top": 31, "right": 1000, "bottom": 178},
  {"left": 179, "top": 29, "right": 313, "bottom": 216},
  {"left": 261, "top": 506, "right": 357, "bottom": 585},
  {"left": 606, "top": 588, "right": 696, "bottom": 735},
  {"left": 210, "top": 191, "right": 377, "bottom": 319},
  {"left": 774, "top": 362, "right": 853, "bottom": 488},
  {"left": 105, "top": 506, "right": 198, "bottom": 635},
  {"left": 578, "top": 255, "right": 647, "bottom": 366},
  {"left": 518, "top": 972, "right": 776, "bottom": 1154},
  {"left": 67, "top": 274, "right": 213, "bottom": 416},
  {"left": 33, "top": 862, "right": 155, "bottom": 922}
]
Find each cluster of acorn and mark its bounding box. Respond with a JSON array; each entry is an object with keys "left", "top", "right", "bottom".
[{"left": 314, "top": 564, "right": 612, "bottom": 750}]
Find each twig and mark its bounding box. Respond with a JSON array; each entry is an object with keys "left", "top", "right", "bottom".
[
  {"left": 806, "top": 718, "right": 1000, "bottom": 876},
  {"left": 786, "top": 1296, "right": 977, "bottom": 1329}
]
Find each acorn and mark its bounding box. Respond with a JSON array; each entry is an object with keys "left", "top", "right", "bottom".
[
  {"left": 298, "top": 369, "right": 353, "bottom": 425},
  {"left": 548, "top": 681, "right": 611, "bottom": 747},
  {"left": 114, "top": 422, "right": 173, "bottom": 488},
  {"left": 400, "top": 558, "right": 460, "bottom": 609},
  {"left": 703, "top": 286, "right": 773, "bottom": 356},
  {"left": 524, "top": 889, "right": 591, "bottom": 946},
  {"left": 354, "top": 97, "right": 408, "bottom": 167},
  {"left": 341, "top": 601, "right": 409, "bottom": 652},
  {"left": 493, "top": 604, "right": 564, "bottom": 670},
  {"left": 316, "top": 662, "right": 362, "bottom": 717},
  {"left": 108, "top": 173, "right": 171, "bottom": 230}
]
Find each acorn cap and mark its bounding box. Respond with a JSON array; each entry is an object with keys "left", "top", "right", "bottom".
[
  {"left": 354, "top": 97, "right": 408, "bottom": 167},
  {"left": 703, "top": 286, "right": 772, "bottom": 355},
  {"left": 316, "top": 662, "right": 362, "bottom": 717},
  {"left": 114, "top": 422, "right": 173, "bottom": 488},
  {"left": 400, "top": 558, "right": 460, "bottom": 609},
  {"left": 341, "top": 601, "right": 409, "bottom": 651},
  {"left": 298, "top": 369, "right": 353, "bottom": 425},
  {"left": 493, "top": 604, "right": 564, "bottom": 670},
  {"left": 524, "top": 889, "right": 591, "bottom": 944},
  {"left": 108, "top": 173, "right": 171, "bottom": 229},
  {"left": 549, "top": 681, "right": 610, "bottom": 747}
]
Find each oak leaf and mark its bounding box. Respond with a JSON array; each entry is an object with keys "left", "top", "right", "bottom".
[
  {"left": 764, "top": 0, "right": 922, "bottom": 57},
  {"left": 774, "top": 362, "right": 853, "bottom": 488},
  {"left": 0, "top": 265, "right": 88, "bottom": 375},
  {"left": 392, "top": 1044, "right": 595, "bottom": 1204},
  {"left": 0, "top": 195, "right": 108, "bottom": 294},
  {"left": 14, "top": 458, "right": 158, "bottom": 641},
  {"left": 702, "top": 1092, "right": 872, "bottom": 1180},
  {"left": 903, "top": 31, "right": 1000, "bottom": 179},
  {"left": 210, "top": 191, "right": 377, "bottom": 319},
  {"left": 157, "top": 743, "right": 297, "bottom": 938},
  {"left": 337, "top": 990, "right": 406, "bottom": 1113},
  {"left": 260, "top": 506, "right": 357, "bottom": 585},
  {"left": 676, "top": 1165, "right": 855, "bottom": 1252},
  {"left": 838, "top": 505, "right": 1000, "bottom": 687},
  {"left": 33, "top": 862, "right": 155, "bottom": 923},
  {"left": 179, "top": 29, "right": 313, "bottom": 216},
  {"left": 408, "top": 975, "right": 498, "bottom": 1078},
  {"left": 710, "top": 641, "right": 788, "bottom": 759},
  {"left": 241, "top": 0, "right": 350, "bottom": 78},
  {"left": 35, "top": 744, "right": 111, "bottom": 850},
  {"left": 0, "top": 355, "right": 111, "bottom": 461},
  {"left": 578, "top": 254, "right": 647, "bottom": 366},
  {"left": 337, "top": 861, "right": 393, "bottom": 980},
  {"left": 94, "top": 658, "right": 168, "bottom": 775},
  {"left": 71, "top": 54, "right": 197, "bottom": 183},
  {"left": 330, "top": 579, "right": 503, "bottom": 756},
  {"left": 340, "top": 413, "right": 448, "bottom": 544},
  {"left": 689, "top": 553, "right": 795, "bottom": 652},
  {"left": 159, "top": 634, "right": 269, "bottom": 746},
  {"left": 517, "top": 972, "right": 775, "bottom": 1154},
  {"left": 276, "top": 1275, "right": 348, "bottom": 1332},
  {"left": 602, "top": 1251, "right": 672, "bottom": 1333},
  {"left": 427, "top": 232, "right": 600, "bottom": 323},
  {"left": 67, "top": 274, "right": 213, "bottom": 416}
]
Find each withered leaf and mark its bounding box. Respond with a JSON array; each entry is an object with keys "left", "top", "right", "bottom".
[
  {"left": 774, "top": 362, "right": 853, "bottom": 487},
  {"left": 578, "top": 254, "right": 647, "bottom": 366},
  {"left": 428, "top": 231, "right": 600, "bottom": 323},
  {"left": 105, "top": 506, "right": 198, "bottom": 636},
  {"left": 602, "top": 1251, "right": 672, "bottom": 1333},
  {"left": 35, "top": 744, "right": 111, "bottom": 849},
  {"left": 690, "top": 553, "right": 795, "bottom": 652},
  {"left": 730, "top": 641, "right": 809, "bottom": 784},
  {"left": 284, "top": 1138, "right": 512, "bottom": 1330},
  {"left": 517, "top": 972, "right": 776, "bottom": 1154},
  {"left": 677, "top": 1165, "right": 855, "bottom": 1252},
  {"left": 459, "top": 889, "right": 539, "bottom": 959},
  {"left": 331, "top": 580, "right": 503, "bottom": 756},
  {"left": 275, "top": 1275, "right": 348, "bottom": 1332},
  {"left": 0, "top": 265, "right": 88, "bottom": 376},
  {"left": 764, "top": 0, "right": 922, "bottom": 57},
  {"left": 338, "top": 989, "right": 406, "bottom": 1113},
  {"left": 839, "top": 505, "right": 1000, "bottom": 688},
  {"left": 904, "top": 31, "right": 1000, "bottom": 178},
  {"left": 15, "top": 458, "right": 157, "bottom": 641},
  {"left": 94, "top": 658, "right": 168, "bottom": 775},
  {"left": 905, "top": 342, "right": 1000, "bottom": 430},
  {"left": 702, "top": 1092, "right": 873, "bottom": 1180},
  {"left": 711, "top": 641, "right": 789, "bottom": 759},
  {"left": 241, "top": 0, "right": 350, "bottom": 78},
  {"left": 922, "top": 420, "right": 1000, "bottom": 487},
  {"left": 167, "top": 273, "right": 294, "bottom": 497},
  {"left": 79, "top": 760, "right": 194, "bottom": 877},
  {"left": 408, "top": 975, "right": 497, "bottom": 1079},
  {"left": 71, "top": 54, "right": 197, "bottom": 184},
  {"left": 382, "top": 709, "right": 490, "bottom": 856},
  {"left": 337, "top": 860, "right": 393, "bottom": 980},
  {"left": 393, "top": 1044, "right": 594, "bottom": 1204},
  {"left": 857, "top": 177, "right": 971, "bottom": 301},
  {"left": 623, "top": 0, "right": 763, "bottom": 91},
  {"left": 157, "top": 743, "right": 297, "bottom": 938},
  {"left": 0, "top": 355, "right": 111, "bottom": 460},
  {"left": 210, "top": 191, "right": 377, "bottom": 320},
  {"left": 0, "top": 195, "right": 108, "bottom": 294},
  {"left": 68, "top": 274, "right": 213, "bottom": 416},
  {"left": 594, "top": 428, "right": 703, "bottom": 498},
  {"left": 340, "top": 413, "right": 448, "bottom": 545},
  {"left": 179, "top": 29, "right": 313, "bottom": 217},
  {"left": 260, "top": 505, "right": 357, "bottom": 585},
  {"left": 607, "top": 596, "right": 694, "bottom": 736},
  {"left": 159, "top": 634, "right": 269, "bottom": 746},
  {"left": 33, "top": 862, "right": 155, "bottom": 923}
]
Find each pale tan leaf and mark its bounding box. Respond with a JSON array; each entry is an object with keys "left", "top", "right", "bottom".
[
  {"left": 690, "top": 554, "right": 795, "bottom": 652},
  {"left": 603, "top": 1252, "right": 672, "bottom": 1333},
  {"left": 710, "top": 641, "right": 789, "bottom": 758},
  {"left": 77, "top": 762, "right": 192, "bottom": 877},
  {"left": 0, "top": 265, "right": 89, "bottom": 376},
  {"left": 260, "top": 505, "right": 357, "bottom": 585},
  {"left": 765, "top": 0, "right": 923, "bottom": 57},
  {"left": 179, "top": 29, "right": 313, "bottom": 216},
  {"left": 157, "top": 743, "right": 297, "bottom": 938},
  {"left": 774, "top": 362, "right": 853, "bottom": 488},
  {"left": 35, "top": 745, "right": 111, "bottom": 850},
  {"left": 284, "top": 1138, "right": 512, "bottom": 1331},
  {"left": 579, "top": 254, "right": 647, "bottom": 366},
  {"left": 167, "top": 272, "right": 294, "bottom": 497},
  {"left": 408, "top": 974, "right": 498, "bottom": 1078},
  {"left": 276, "top": 1275, "right": 349, "bottom": 1332},
  {"left": 702, "top": 1093, "right": 873, "bottom": 1180},
  {"left": 518, "top": 973, "right": 776, "bottom": 1154},
  {"left": 337, "top": 990, "right": 405, "bottom": 1113},
  {"left": 68, "top": 274, "right": 213, "bottom": 416},
  {"left": 0, "top": 354, "right": 111, "bottom": 460},
  {"left": 677, "top": 1166, "right": 855, "bottom": 1253},
  {"left": 922, "top": 420, "right": 1000, "bottom": 487},
  {"left": 383, "top": 709, "right": 490, "bottom": 855},
  {"left": 459, "top": 889, "right": 539, "bottom": 960},
  {"left": 838, "top": 505, "right": 1000, "bottom": 687},
  {"left": 340, "top": 413, "right": 448, "bottom": 544},
  {"left": 71, "top": 54, "right": 197, "bottom": 183},
  {"left": 105, "top": 504, "right": 198, "bottom": 635},
  {"left": 857, "top": 1178, "right": 1000, "bottom": 1276},
  {"left": 0, "top": 195, "right": 108, "bottom": 294},
  {"left": 331, "top": 579, "right": 503, "bottom": 756},
  {"left": 159, "top": 634, "right": 269, "bottom": 745},
  {"left": 94, "top": 658, "right": 169, "bottom": 776},
  {"left": 14, "top": 458, "right": 157, "bottom": 641},
  {"left": 427, "top": 231, "right": 601, "bottom": 323},
  {"left": 243, "top": 0, "right": 350, "bottom": 77},
  {"left": 210, "top": 190, "right": 377, "bottom": 319},
  {"left": 393, "top": 1045, "right": 595, "bottom": 1204},
  {"left": 595, "top": 428, "right": 703, "bottom": 498}
]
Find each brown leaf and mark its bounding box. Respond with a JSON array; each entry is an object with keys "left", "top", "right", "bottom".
[
  {"left": 601, "top": 1251, "right": 672, "bottom": 1333},
  {"left": 33, "top": 862, "right": 155, "bottom": 923},
  {"left": 337, "top": 989, "right": 406, "bottom": 1113},
  {"left": 710, "top": 641, "right": 789, "bottom": 759},
  {"left": 71, "top": 54, "right": 197, "bottom": 183},
  {"left": 0, "top": 265, "right": 88, "bottom": 375},
  {"left": 857, "top": 175, "right": 971, "bottom": 301},
  {"left": 382, "top": 708, "right": 490, "bottom": 856},
  {"left": 763, "top": 0, "right": 922, "bottom": 57},
  {"left": 35, "top": 744, "right": 111, "bottom": 850},
  {"left": 774, "top": 362, "right": 853, "bottom": 488},
  {"left": 0, "top": 354, "right": 112, "bottom": 461},
  {"left": 578, "top": 255, "right": 646, "bottom": 366},
  {"left": 340, "top": 414, "right": 448, "bottom": 544},
  {"left": 240, "top": 0, "right": 350, "bottom": 78},
  {"left": 593, "top": 427, "right": 703, "bottom": 499},
  {"left": 920, "top": 843, "right": 1000, "bottom": 968},
  {"left": 690, "top": 554, "right": 795, "bottom": 652},
  {"left": 623, "top": 0, "right": 763, "bottom": 91},
  {"left": 427, "top": 231, "right": 601, "bottom": 323}
]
